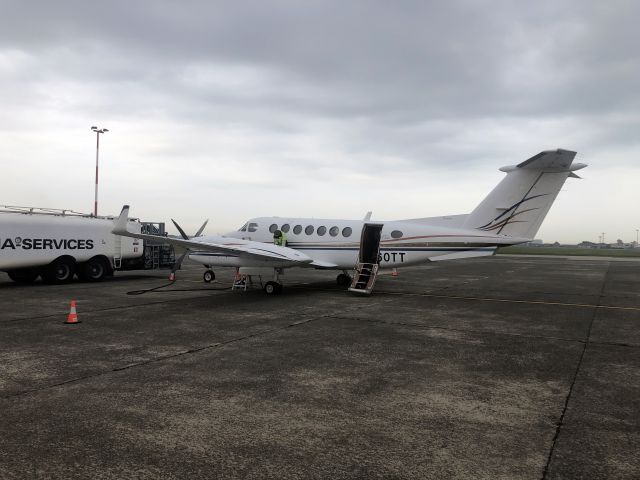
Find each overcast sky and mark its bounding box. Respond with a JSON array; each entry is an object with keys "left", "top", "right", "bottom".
[{"left": 1, "top": 0, "right": 638, "bottom": 242}]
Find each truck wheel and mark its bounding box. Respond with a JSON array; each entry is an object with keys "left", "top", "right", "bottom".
[
  {"left": 42, "top": 258, "right": 74, "bottom": 284},
  {"left": 78, "top": 258, "right": 107, "bottom": 282},
  {"left": 7, "top": 268, "right": 39, "bottom": 284}
]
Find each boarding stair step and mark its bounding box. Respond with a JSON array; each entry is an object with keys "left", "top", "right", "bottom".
[{"left": 348, "top": 262, "right": 379, "bottom": 294}]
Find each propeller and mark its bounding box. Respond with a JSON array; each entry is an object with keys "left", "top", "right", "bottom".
[
  {"left": 169, "top": 218, "right": 209, "bottom": 281},
  {"left": 194, "top": 219, "right": 208, "bottom": 237}
]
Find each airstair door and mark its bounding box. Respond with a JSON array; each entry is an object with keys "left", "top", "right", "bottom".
[{"left": 349, "top": 223, "right": 384, "bottom": 294}]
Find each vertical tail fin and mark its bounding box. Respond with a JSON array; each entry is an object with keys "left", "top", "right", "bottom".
[{"left": 463, "top": 149, "right": 586, "bottom": 239}]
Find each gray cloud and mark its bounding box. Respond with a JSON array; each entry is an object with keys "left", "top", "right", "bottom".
[{"left": 0, "top": 0, "right": 638, "bottom": 241}]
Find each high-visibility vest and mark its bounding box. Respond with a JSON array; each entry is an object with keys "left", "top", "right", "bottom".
[{"left": 274, "top": 230, "right": 286, "bottom": 246}]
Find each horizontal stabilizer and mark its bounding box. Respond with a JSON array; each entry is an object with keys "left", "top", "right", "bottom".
[
  {"left": 499, "top": 149, "right": 586, "bottom": 173},
  {"left": 430, "top": 249, "right": 496, "bottom": 262}
]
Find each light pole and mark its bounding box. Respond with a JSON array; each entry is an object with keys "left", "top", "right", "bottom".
[
  {"left": 601, "top": 232, "right": 605, "bottom": 246},
  {"left": 636, "top": 229, "right": 638, "bottom": 248},
  {"left": 91, "top": 126, "right": 108, "bottom": 216}
]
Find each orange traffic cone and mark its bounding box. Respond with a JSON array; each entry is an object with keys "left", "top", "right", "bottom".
[
  {"left": 391, "top": 268, "right": 398, "bottom": 278},
  {"left": 65, "top": 300, "right": 80, "bottom": 324}
]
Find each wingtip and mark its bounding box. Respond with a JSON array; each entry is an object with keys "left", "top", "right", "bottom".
[{"left": 112, "top": 205, "right": 131, "bottom": 235}]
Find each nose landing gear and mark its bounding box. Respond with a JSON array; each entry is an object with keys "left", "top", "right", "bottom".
[{"left": 203, "top": 270, "right": 215, "bottom": 283}]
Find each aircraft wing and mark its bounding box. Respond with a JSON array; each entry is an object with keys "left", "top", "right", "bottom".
[
  {"left": 309, "top": 259, "right": 339, "bottom": 268},
  {"left": 112, "top": 206, "right": 312, "bottom": 264}
]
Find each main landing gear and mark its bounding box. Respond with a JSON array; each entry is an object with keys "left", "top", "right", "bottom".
[
  {"left": 264, "top": 281, "right": 283, "bottom": 295},
  {"left": 336, "top": 271, "right": 352, "bottom": 287},
  {"left": 227, "top": 267, "right": 284, "bottom": 294},
  {"left": 264, "top": 268, "right": 284, "bottom": 295}
]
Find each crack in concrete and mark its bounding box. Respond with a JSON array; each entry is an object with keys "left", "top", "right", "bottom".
[
  {"left": 0, "top": 300, "right": 388, "bottom": 401},
  {"left": 540, "top": 262, "right": 610, "bottom": 479}
]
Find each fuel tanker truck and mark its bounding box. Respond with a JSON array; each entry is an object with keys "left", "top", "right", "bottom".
[{"left": 0, "top": 206, "right": 174, "bottom": 284}]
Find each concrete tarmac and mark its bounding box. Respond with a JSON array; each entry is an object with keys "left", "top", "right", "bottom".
[{"left": 0, "top": 256, "right": 639, "bottom": 479}]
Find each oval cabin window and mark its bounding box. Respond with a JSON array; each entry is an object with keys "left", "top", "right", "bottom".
[
  {"left": 281, "top": 224, "right": 290, "bottom": 233},
  {"left": 317, "top": 226, "right": 327, "bottom": 236},
  {"left": 305, "top": 225, "right": 314, "bottom": 235},
  {"left": 391, "top": 230, "right": 403, "bottom": 239},
  {"left": 342, "top": 227, "right": 352, "bottom": 237},
  {"left": 293, "top": 225, "right": 302, "bottom": 234},
  {"left": 269, "top": 224, "right": 278, "bottom": 233},
  {"left": 329, "top": 226, "right": 339, "bottom": 237}
]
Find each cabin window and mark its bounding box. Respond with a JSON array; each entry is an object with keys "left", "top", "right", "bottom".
[
  {"left": 305, "top": 225, "right": 314, "bottom": 235},
  {"left": 269, "top": 224, "right": 278, "bottom": 233},
  {"left": 248, "top": 223, "right": 258, "bottom": 232},
  {"left": 293, "top": 225, "right": 302, "bottom": 234},
  {"left": 342, "top": 227, "right": 352, "bottom": 237},
  {"left": 281, "top": 223, "right": 290, "bottom": 233},
  {"left": 391, "top": 230, "right": 403, "bottom": 239},
  {"left": 317, "top": 226, "right": 327, "bottom": 236},
  {"left": 329, "top": 226, "right": 339, "bottom": 236}
]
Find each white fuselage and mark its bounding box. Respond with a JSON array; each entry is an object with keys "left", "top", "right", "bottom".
[{"left": 188, "top": 217, "right": 523, "bottom": 270}]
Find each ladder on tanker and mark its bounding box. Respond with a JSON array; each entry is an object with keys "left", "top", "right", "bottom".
[
  {"left": 113, "top": 235, "right": 122, "bottom": 269},
  {"left": 151, "top": 245, "right": 160, "bottom": 269},
  {"left": 348, "top": 223, "right": 384, "bottom": 295}
]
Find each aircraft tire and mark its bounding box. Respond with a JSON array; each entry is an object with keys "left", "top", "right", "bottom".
[
  {"left": 336, "top": 273, "right": 351, "bottom": 286},
  {"left": 203, "top": 270, "right": 215, "bottom": 283},
  {"left": 264, "top": 281, "right": 281, "bottom": 295}
]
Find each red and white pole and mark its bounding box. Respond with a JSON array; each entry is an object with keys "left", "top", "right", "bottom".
[
  {"left": 90, "top": 126, "right": 108, "bottom": 217},
  {"left": 94, "top": 131, "right": 99, "bottom": 216}
]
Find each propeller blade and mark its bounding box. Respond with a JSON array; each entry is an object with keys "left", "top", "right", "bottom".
[
  {"left": 172, "top": 250, "right": 189, "bottom": 273},
  {"left": 194, "top": 219, "right": 209, "bottom": 237},
  {"left": 169, "top": 217, "right": 206, "bottom": 280},
  {"left": 171, "top": 219, "right": 190, "bottom": 240}
]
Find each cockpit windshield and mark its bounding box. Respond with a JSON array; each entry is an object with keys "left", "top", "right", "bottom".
[{"left": 238, "top": 222, "right": 248, "bottom": 232}]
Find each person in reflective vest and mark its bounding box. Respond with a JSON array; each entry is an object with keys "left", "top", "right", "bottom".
[{"left": 273, "top": 229, "right": 286, "bottom": 246}]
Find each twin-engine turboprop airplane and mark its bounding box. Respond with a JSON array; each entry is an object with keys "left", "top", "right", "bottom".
[{"left": 112, "top": 148, "right": 586, "bottom": 294}]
